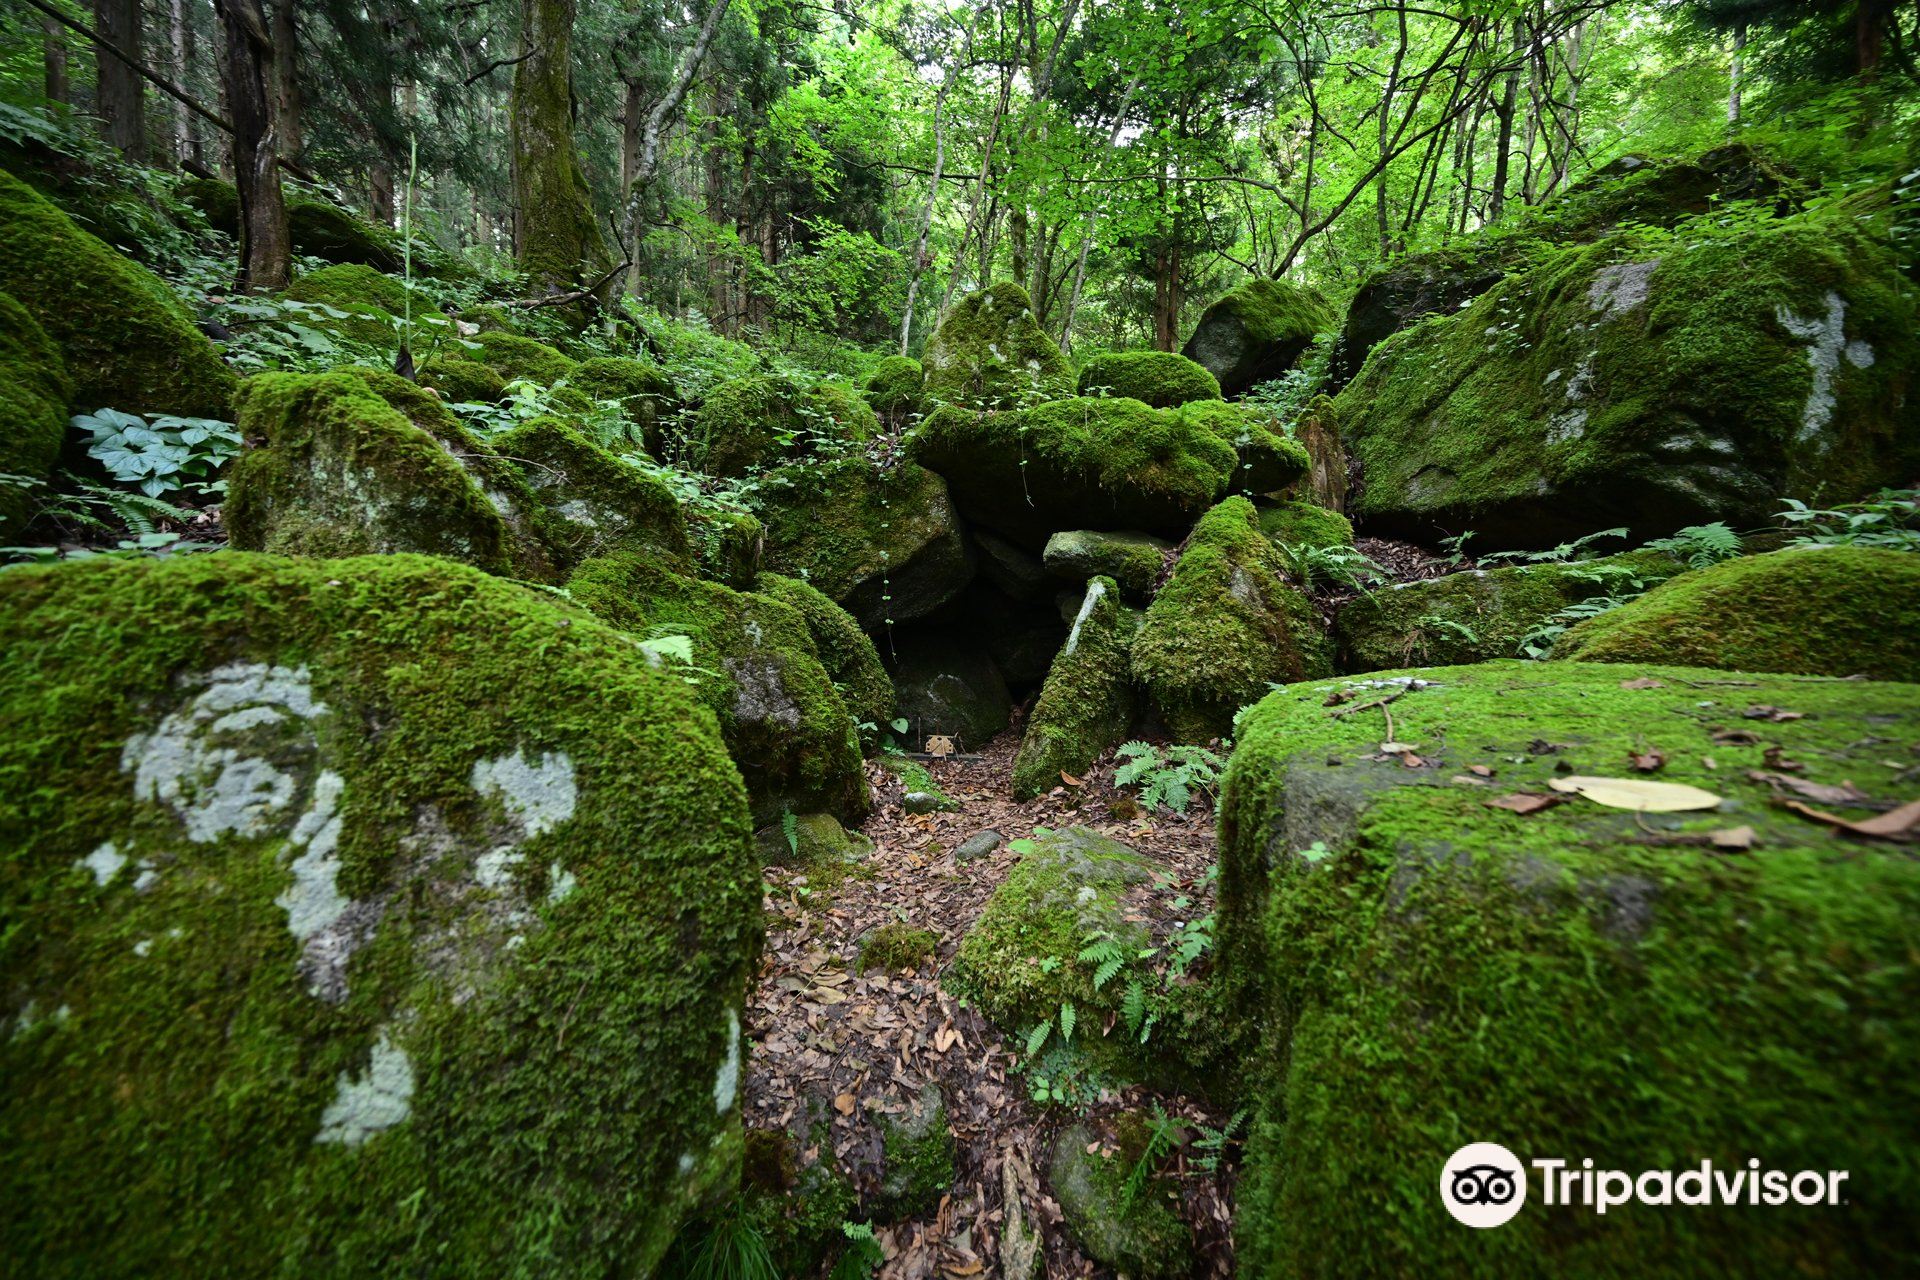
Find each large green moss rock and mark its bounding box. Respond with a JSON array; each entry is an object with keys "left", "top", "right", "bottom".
[
  {"left": 1257, "top": 500, "right": 1354, "bottom": 553},
  {"left": 1553, "top": 546, "right": 1920, "bottom": 680},
  {"left": 755, "top": 573, "right": 895, "bottom": 743},
  {"left": 0, "top": 167, "right": 234, "bottom": 419},
  {"left": 568, "top": 553, "right": 870, "bottom": 825},
  {"left": 752, "top": 455, "right": 974, "bottom": 630},
  {"left": 1337, "top": 205, "right": 1920, "bottom": 547},
  {"left": 1131, "top": 497, "right": 1332, "bottom": 741},
  {"left": 1180, "top": 277, "right": 1334, "bottom": 398},
  {"left": 281, "top": 263, "right": 454, "bottom": 348},
  {"left": 922, "top": 282, "right": 1074, "bottom": 410},
  {"left": 1336, "top": 550, "right": 1680, "bottom": 670},
  {"left": 569, "top": 356, "right": 677, "bottom": 454},
  {"left": 683, "top": 376, "right": 878, "bottom": 476},
  {"left": 178, "top": 177, "right": 417, "bottom": 274},
  {"left": 686, "top": 502, "right": 765, "bottom": 589},
  {"left": 887, "top": 632, "right": 1013, "bottom": 750},
  {"left": 0, "top": 552, "right": 757, "bottom": 1276},
  {"left": 1076, "top": 350, "right": 1222, "bottom": 408},
  {"left": 469, "top": 331, "right": 579, "bottom": 386},
  {"left": 1218, "top": 660, "right": 1920, "bottom": 1278},
  {"left": 1049, "top": 1124, "right": 1194, "bottom": 1280},
  {"left": 1013, "top": 577, "right": 1140, "bottom": 800},
  {"left": 1043, "top": 530, "right": 1172, "bottom": 601},
  {"left": 416, "top": 355, "right": 505, "bottom": 406},
  {"left": 492, "top": 416, "right": 689, "bottom": 568},
  {"left": 863, "top": 354, "right": 924, "bottom": 426},
  {"left": 0, "top": 291, "right": 69, "bottom": 538}
]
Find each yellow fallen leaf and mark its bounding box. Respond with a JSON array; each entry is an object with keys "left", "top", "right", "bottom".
[
  {"left": 1548, "top": 775, "right": 1723, "bottom": 812},
  {"left": 833, "top": 1093, "right": 856, "bottom": 1116}
]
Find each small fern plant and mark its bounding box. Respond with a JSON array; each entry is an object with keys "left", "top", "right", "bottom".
[
  {"left": 1114, "top": 741, "right": 1225, "bottom": 814},
  {"left": 1643, "top": 521, "right": 1742, "bottom": 568}
]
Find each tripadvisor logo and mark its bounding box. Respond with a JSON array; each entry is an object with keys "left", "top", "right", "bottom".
[{"left": 1440, "top": 1144, "right": 1850, "bottom": 1228}]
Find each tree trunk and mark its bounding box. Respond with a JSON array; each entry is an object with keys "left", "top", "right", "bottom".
[
  {"left": 899, "top": 80, "right": 949, "bottom": 355},
  {"left": 1488, "top": 19, "right": 1523, "bottom": 223},
  {"left": 1376, "top": 1, "right": 1408, "bottom": 257},
  {"left": 271, "top": 0, "right": 302, "bottom": 162},
  {"left": 168, "top": 0, "right": 194, "bottom": 164},
  {"left": 94, "top": 0, "right": 146, "bottom": 159},
  {"left": 511, "top": 0, "right": 613, "bottom": 295},
  {"left": 1728, "top": 25, "right": 1746, "bottom": 124},
  {"left": 216, "top": 0, "right": 290, "bottom": 291},
  {"left": 42, "top": 14, "right": 67, "bottom": 104}
]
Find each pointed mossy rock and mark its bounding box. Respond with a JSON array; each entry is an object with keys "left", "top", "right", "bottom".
[
  {"left": 1551, "top": 546, "right": 1920, "bottom": 680},
  {"left": 226, "top": 369, "right": 561, "bottom": 580},
  {"left": 1336, "top": 203, "right": 1920, "bottom": 548},
  {"left": 910, "top": 396, "right": 1302, "bottom": 547},
  {"left": 682, "top": 375, "right": 879, "bottom": 476},
  {"left": 1280, "top": 394, "right": 1348, "bottom": 511},
  {"left": 1131, "top": 496, "right": 1332, "bottom": 742},
  {"left": 568, "top": 553, "right": 870, "bottom": 825},
  {"left": 1013, "top": 577, "right": 1140, "bottom": 801},
  {"left": 887, "top": 631, "right": 1014, "bottom": 751},
  {"left": 755, "top": 572, "right": 895, "bottom": 744},
  {"left": 752, "top": 454, "right": 974, "bottom": 630},
  {"left": 1049, "top": 1123, "right": 1194, "bottom": 1280},
  {"left": 1219, "top": 659, "right": 1920, "bottom": 1278},
  {"left": 0, "top": 291, "right": 69, "bottom": 538},
  {"left": 0, "top": 166, "right": 234, "bottom": 419},
  {"left": 863, "top": 354, "right": 925, "bottom": 426},
  {"left": 922, "top": 282, "right": 1073, "bottom": 410},
  {"left": 1256, "top": 500, "right": 1354, "bottom": 553},
  {"left": 1076, "top": 350, "right": 1222, "bottom": 408},
  {"left": 0, "top": 552, "right": 757, "bottom": 1276},
  {"left": 1043, "top": 530, "right": 1171, "bottom": 601},
  {"left": 569, "top": 356, "right": 678, "bottom": 454},
  {"left": 1336, "top": 549, "right": 1681, "bottom": 671},
  {"left": 876, "top": 1081, "right": 957, "bottom": 1218},
  {"left": 492, "top": 415, "right": 689, "bottom": 568},
  {"left": 1181, "top": 277, "right": 1334, "bottom": 398},
  {"left": 416, "top": 354, "right": 506, "bottom": 406},
  {"left": 468, "top": 330, "right": 579, "bottom": 386},
  {"left": 1168, "top": 399, "right": 1311, "bottom": 493}
]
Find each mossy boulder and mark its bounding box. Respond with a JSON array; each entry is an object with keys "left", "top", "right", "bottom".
[
  {"left": 683, "top": 376, "right": 878, "bottom": 476},
  {"left": 922, "top": 282, "right": 1074, "bottom": 410},
  {"left": 687, "top": 503, "right": 764, "bottom": 589},
  {"left": 1181, "top": 277, "right": 1334, "bottom": 398},
  {"left": 570, "top": 356, "right": 677, "bottom": 454},
  {"left": 0, "top": 552, "right": 757, "bottom": 1276},
  {"left": 1337, "top": 205, "right": 1920, "bottom": 547},
  {"left": 0, "top": 167, "right": 234, "bottom": 419},
  {"left": 176, "top": 175, "right": 240, "bottom": 232},
  {"left": 281, "top": 263, "right": 453, "bottom": 348},
  {"left": 226, "top": 369, "right": 559, "bottom": 580},
  {"left": 863, "top": 354, "right": 924, "bottom": 426},
  {"left": 1043, "top": 530, "right": 1172, "bottom": 601},
  {"left": 753, "top": 455, "right": 974, "bottom": 630},
  {"left": 876, "top": 1082, "right": 956, "bottom": 1218},
  {"left": 1257, "top": 500, "right": 1354, "bottom": 553},
  {"left": 1013, "top": 578, "right": 1141, "bottom": 800},
  {"left": 568, "top": 553, "right": 869, "bottom": 825},
  {"left": 0, "top": 291, "right": 70, "bottom": 538},
  {"left": 415, "top": 355, "right": 505, "bottom": 406},
  {"left": 1278, "top": 395, "right": 1347, "bottom": 511},
  {"left": 1049, "top": 1124, "right": 1193, "bottom": 1280},
  {"left": 469, "top": 330, "right": 579, "bottom": 386},
  {"left": 1132, "top": 497, "right": 1332, "bottom": 741},
  {"left": 973, "top": 528, "right": 1053, "bottom": 601},
  {"left": 737, "top": 1125, "right": 861, "bottom": 1278},
  {"left": 887, "top": 632, "right": 1013, "bottom": 750},
  {"left": 1076, "top": 350, "right": 1222, "bottom": 408},
  {"left": 288, "top": 196, "right": 407, "bottom": 273},
  {"left": 876, "top": 758, "right": 959, "bottom": 814},
  {"left": 1336, "top": 550, "right": 1680, "bottom": 670},
  {"left": 756, "top": 573, "right": 895, "bottom": 743},
  {"left": 1218, "top": 659, "right": 1920, "bottom": 1278},
  {"left": 1168, "top": 399, "right": 1311, "bottom": 493},
  {"left": 754, "top": 811, "right": 873, "bottom": 869},
  {"left": 1553, "top": 546, "right": 1920, "bottom": 679},
  {"left": 492, "top": 416, "right": 689, "bottom": 567}
]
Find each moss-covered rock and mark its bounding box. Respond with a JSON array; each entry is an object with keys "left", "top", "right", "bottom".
[
  {"left": 1218, "top": 659, "right": 1920, "bottom": 1278},
  {"left": 1181, "top": 277, "right": 1334, "bottom": 398},
  {"left": 568, "top": 553, "right": 870, "bottom": 825},
  {"left": 1132, "top": 497, "right": 1332, "bottom": 741},
  {"left": 876, "top": 1083, "right": 956, "bottom": 1218},
  {"left": 0, "top": 167, "right": 234, "bottom": 419},
  {"left": 288, "top": 195, "right": 406, "bottom": 273},
  {"left": 1282, "top": 394, "right": 1348, "bottom": 511},
  {"left": 973, "top": 528, "right": 1053, "bottom": 601},
  {"left": 1076, "top": 350, "right": 1223, "bottom": 408},
  {"left": 863, "top": 354, "right": 924, "bottom": 426},
  {"left": 176, "top": 175, "right": 239, "bottom": 233},
  {"left": 922, "top": 282, "right": 1074, "bottom": 410},
  {"left": 1552, "top": 546, "right": 1920, "bottom": 679},
  {"left": 876, "top": 757, "right": 960, "bottom": 814},
  {"left": 888, "top": 632, "right": 1013, "bottom": 750},
  {"left": 469, "top": 330, "right": 579, "bottom": 386},
  {"left": 687, "top": 503, "right": 764, "bottom": 589},
  {"left": 753, "top": 455, "right": 974, "bottom": 630},
  {"left": 756, "top": 573, "right": 895, "bottom": 742},
  {"left": 570, "top": 356, "right": 677, "bottom": 454},
  {"left": 683, "top": 376, "right": 878, "bottom": 476},
  {"left": 858, "top": 923, "right": 939, "bottom": 975},
  {"left": 755, "top": 811, "right": 874, "bottom": 869},
  {"left": 1013, "top": 578, "right": 1140, "bottom": 800},
  {"left": 415, "top": 355, "right": 505, "bottom": 406},
  {"left": 281, "top": 263, "right": 453, "bottom": 348},
  {"left": 1043, "top": 530, "right": 1170, "bottom": 602},
  {"left": 0, "top": 552, "right": 756, "bottom": 1276},
  {"left": 737, "top": 1125, "right": 861, "bottom": 1278},
  {"left": 1336, "top": 550, "right": 1680, "bottom": 670},
  {"left": 1338, "top": 205, "right": 1920, "bottom": 547},
  {"left": 492, "top": 416, "right": 689, "bottom": 567},
  {"left": 0, "top": 291, "right": 69, "bottom": 538},
  {"left": 1167, "top": 399, "right": 1311, "bottom": 495},
  {"left": 1049, "top": 1123, "right": 1193, "bottom": 1280},
  {"left": 1257, "top": 500, "right": 1354, "bottom": 553}
]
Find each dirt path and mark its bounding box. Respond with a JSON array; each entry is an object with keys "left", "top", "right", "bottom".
[{"left": 745, "top": 731, "right": 1239, "bottom": 1278}]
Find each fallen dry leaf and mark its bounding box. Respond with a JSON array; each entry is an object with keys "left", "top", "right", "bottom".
[
  {"left": 1548, "top": 775, "right": 1724, "bottom": 812},
  {"left": 1059, "top": 772, "right": 1084, "bottom": 786},
  {"left": 1619, "top": 676, "right": 1667, "bottom": 690},
  {"left": 1486, "top": 792, "right": 1562, "bottom": 815},
  {"left": 1761, "top": 745, "right": 1803, "bottom": 772},
  {"left": 1709, "top": 825, "right": 1757, "bottom": 851},
  {"left": 1468, "top": 764, "right": 1495, "bottom": 778},
  {"left": 1628, "top": 748, "right": 1667, "bottom": 773},
  {"left": 1746, "top": 770, "right": 1870, "bottom": 806},
  {"left": 833, "top": 1093, "right": 856, "bottom": 1116},
  {"left": 1784, "top": 797, "right": 1920, "bottom": 841}
]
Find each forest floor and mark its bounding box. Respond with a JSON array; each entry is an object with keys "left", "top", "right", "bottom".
[{"left": 746, "top": 729, "right": 1240, "bottom": 1279}]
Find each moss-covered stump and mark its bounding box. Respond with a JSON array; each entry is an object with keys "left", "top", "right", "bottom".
[
  {"left": 0, "top": 291, "right": 70, "bottom": 538},
  {"left": 570, "top": 356, "right": 677, "bottom": 454},
  {"left": 753, "top": 455, "right": 974, "bottom": 630},
  {"left": 1132, "top": 497, "right": 1331, "bottom": 741},
  {"left": 683, "top": 376, "right": 878, "bottom": 476},
  {"left": 921, "top": 282, "right": 1073, "bottom": 410},
  {"left": 756, "top": 573, "right": 895, "bottom": 743},
  {"left": 493, "top": 416, "right": 689, "bottom": 567},
  {"left": 416, "top": 355, "right": 505, "bottom": 406},
  {"left": 281, "top": 263, "right": 452, "bottom": 348},
  {"left": 469, "top": 330, "right": 579, "bottom": 386},
  {"left": 568, "top": 553, "right": 869, "bottom": 825},
  {"left": 0, "top": 167, "right": 234, "bottom": 419},
  {"left": 754, "top": 811, "right": 874, "bottom": 869},
  {"left": 226, "top": 369, "right": 559, "bottom": 580},
  {"left": 1552, "top": 546, "right": 1920, "bottom": 679},
  {"left": 1257, "top": 500, "right": 1355, "bottom": 553},
  {"left": 1043, "top": 530, "right": 1171, "bottom": 601},
  {"left": 1076, "top": 350, "right": 1223, "bottom": 408},
  {"left": 887, "top": 632, "right": 1014, "bottom": 750},
  {"left": 1337, "top": 205, "right": 1920, "bottom": 547},
  {"left": 863, "top": 354, "right": 924, "bottom": 427},
  {"left": 1049, "top": 1124, "right": 1194, "bottom": 1280},
  {"left": 1218, "top": 660, "right": 1920, "bottom": 1279},
  {"left": 0, "top": 552, "right": 757, "bottom": 1276},
  {"left": 1180, "top": 277, "right": 1334, "bottom": 398},
  {"left": 1013, "top": 578, "right": 1140, "bottom": 800}
]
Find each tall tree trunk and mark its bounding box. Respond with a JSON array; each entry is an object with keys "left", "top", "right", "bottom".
[
  {"left": 270, "top": 0, "right": 302, "bottom": 162},
  {"left": 168, "top": 0, "right": 193, "bottom": 164},
  {"left": 939, "top": 67, "right": 1011, "bottom": 317},
  {"left": 42, "top": 13, "right": 67, "bottom": 104},
  {"left": 1488, "top": 18, "right": 1523, "bottom": 223},
  {"left": 94, "top": 0, "right": 145, "bottom": 159},
  {"left": 1728, "top": 25, "right": 1746, "bottom": 123},
  {"left": 216, "top": 0, "right": 289, "bottom": 290},
  {"left": 899, "top": 80, "right": 950, "bottom": 355},
  {"left": 511, "top": 0, "right": 613, "bottom": 294},
  {"left": 1376, "top": 1, "right": 1409, "bottom": 257}
]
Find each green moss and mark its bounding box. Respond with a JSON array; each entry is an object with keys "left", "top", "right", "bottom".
[
  {"left": 493, "top": 415, "right": 689, "bottom": 568},
  {"left": 0, "top": 552, "right": 757, "bottom": 1277},
  {"left": 1013, "top": 577, "right": 1139, "bottom": 800},
  {"left": 0, "top": 291, "right": 70, "bottom": 538},
  {"left": 288, "top": 196, "right": 405, "bottom": 273},
  {"left": 1131, "top": 497, "right": 1331, "bottom": 741},
  {"left": 1182, "top": 278, "right": 1334, "bottom": 397},
  {"left": 416, "top": 355, "right": 506, "bottom": 406},
  {"left": 875, "top": 757, "right": 959, "bottom": 813},
  {"left": 682, "top": 376, "right": 879, "bottom": 477},
  {"left": 1257, "top": 500, "right": 1353, "bottom": 552},
  {"left": 281, "top": 264, "right": 453, "bottom": 348},
  {"left": 922, "top": 282, "right": 1074, "bottom": 410},
  {"left": 1553, "top": 546, "right": 1920, "bottom": 679},
  {"left": 1167, "top": 399, "right": 1310, "bottom": 493},
  {"left": 1049, "top": 1124, "right": 1193, "bottom": 1280},
  {"left": 1042, "top": 531, "right": 1170, "bottom": 601},
  {"left": 176, "top": 176, "right": 239, "bottom": 234},
  {"left": 470, "top": 330, "right": 579, "bottom": 386},
  {"left": 859, "top": 923, "right": 939, "bottom": 974},
  {"left": 756, "top": 573, "right": 895, "bottom": 744},
  {"left": 567, "top": 552, "right": 870, "bottom": 824},
  {"left": 876, "top": 1083, "right": 956, "bottom": 1217},
  {"left": 755, "top": 811, "right": 874, "bottom": 873},
  {"left": 569, "top": 356, "right": 677, "bottom": 454},
  {"left": 0, "top": 167, "right": 234, "bottom": 419},
  {"left": 741, "top": 1134, "right": 860, "bottom": 1278},
  {"left": 1076, "top": 350, "right": 1222, "bottom": 408},
  {"left": 688, "top": 503, "right": 764, "bottom": 589},
  {"left": 1219, "top": 659, "right": 1920, "bottom": 1278},
  {"left": 863, "top": 354, "right": 924, "bottom": 423},
  {"left": 285, "top": 263, "right": 411, "bottom": 315}
]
